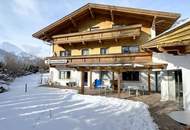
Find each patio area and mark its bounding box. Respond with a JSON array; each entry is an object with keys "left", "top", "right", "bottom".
[{"left": 42, "top": 85, "right": 186, "bottom": 130}]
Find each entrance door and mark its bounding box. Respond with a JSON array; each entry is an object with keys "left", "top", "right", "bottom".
[
  {"left": 155, "top": 71, "right": 161, "bottom": 92},
  {"left": 84, "top": 72, "right": 88, "bottom": 86},
  {"left": 174, "top": 70, "right": 183, "bottom": 109},
  {"left": 167, "top": 70, "right": 183, "bottom": 109}
]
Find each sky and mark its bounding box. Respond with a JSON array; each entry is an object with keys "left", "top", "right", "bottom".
[{"left": 0, "top": 0, "right": 190, "bottom": 57}]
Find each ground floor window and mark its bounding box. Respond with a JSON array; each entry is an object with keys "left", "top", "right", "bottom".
[
  {"left": 100, "top": 71, "right": 110, "bottom": 80},
  {"left": 59, "top": 71, "right": 71, "bottom": 79},
  {"left": 122, "top": 71, "right": 139, "bottom": 81}
]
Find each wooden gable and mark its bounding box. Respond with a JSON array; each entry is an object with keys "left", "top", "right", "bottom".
[{"left": 33, "top": 3, "right": 180, "bottom": 42}]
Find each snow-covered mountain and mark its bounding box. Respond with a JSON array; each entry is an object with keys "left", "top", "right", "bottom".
[
  {"left": 0, "top": 42, "right": 38, "bottom": 61},
  {"left": 0, "top": 48, "right": 10, "bottom": 62},
  {"left": 0, "top": 42, "right": 24, "bottom": 55}
]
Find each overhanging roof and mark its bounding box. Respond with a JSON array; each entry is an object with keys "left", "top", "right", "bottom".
[
  {"left": 59, "top": 62, "right": 167, "bottom": 71},
  {"left": 32, "top": 3, "right": 180, "bottom": 42},
  {"left": 142, "top": 18, "right": 190, "bottom": 54}
]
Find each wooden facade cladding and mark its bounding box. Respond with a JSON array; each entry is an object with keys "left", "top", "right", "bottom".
[
  {"left": 53, "top": 25, "right": 141, "bottom": 44},
  {"left": 142, "top": 20, "right": 190, "bottom": 54},
  {"left": 46, "top": 52, "right": 152, "bottom": 65},
  {"left": 32, "top": 3, "right": 180, "bottom": 42}
]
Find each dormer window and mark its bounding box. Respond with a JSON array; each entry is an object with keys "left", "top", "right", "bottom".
[
  {"left": 90, "top": 26, "right": 100, "bottom": 31},
  {"left": 112, "top": 24, "right": 126, "bottom": 29}
]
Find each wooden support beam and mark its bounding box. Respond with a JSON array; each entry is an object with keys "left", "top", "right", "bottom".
[
  {"left": 82, "top": 41, "right": 85, "bottom": 45},
  {"left": 112, "top": 72, "right": 115, "bottom": 91},
  {"left": 147, "top": 69, "right": 151, "bottom": 95},
  {"left": 110, "top": 10, "right": 114, "bottom": 21},
  {"left": 81, "top": 71, "right": 85, "bottom": 94},
  {"left": 70, "top": 17, "right": 77, "bottom": 27},
  {"left": 89, "top": 70, "right": 93, "bottom": 89},
  {"left": 151, "top": 16, "right": 156, "bottom": 39},
  {"left": 98, "top": 39, "right": 102, "bottom": 43},
  {"left": 115, "top": 37, "right": 118, "bottom": 43},
  {"left": 117, "top": 71, "right": 121, "bottom": 97},
  {"left": 89, "top": 8, "right": 95, "bottom": 19}
]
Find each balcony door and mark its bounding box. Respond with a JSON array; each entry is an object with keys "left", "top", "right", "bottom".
[
  {"left": 84, "top": 72, "right": 88, "bottom": 86},
  {"left": 82, "top": 49, "right": 89, "bottom": 56}
]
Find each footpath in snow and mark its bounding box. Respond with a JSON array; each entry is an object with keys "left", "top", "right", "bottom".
[{"left": 0, "top": 74, "right": 158, "bottom": 130}]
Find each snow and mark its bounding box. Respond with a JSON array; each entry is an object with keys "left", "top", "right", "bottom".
[
  {"left": 0, "top": 74, "right": 158, "bottom": 130},
  {"left": 149, "top": 18, "right": 190, "bottom": 41}
]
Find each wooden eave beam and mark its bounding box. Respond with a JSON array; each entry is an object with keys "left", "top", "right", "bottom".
[
  {"left": 158, "top": 46, "right": 186, "bottom": 55},
  {"left": 114, "top": 37, "right": 118, "bottom": 43},
  {"left": 110, "top": 10, "right": 114, "bottom": 21},
  {"left": 70, "top": 17, "right": 77, "bottom": 27},
  {"left": 89, "top": 8, "right": 95, "bottom": 19}
]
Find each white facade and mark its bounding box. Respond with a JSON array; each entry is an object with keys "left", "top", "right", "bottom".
[
  {"left": 153, "top": 52, "right": 190, "bottom": 110},
  {"left": 49, "top": 67, "right": 158, "bottom": 92}
]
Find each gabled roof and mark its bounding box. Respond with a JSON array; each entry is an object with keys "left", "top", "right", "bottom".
[{"left": 32, "top": 3, "right": 180, "bottom": 42}]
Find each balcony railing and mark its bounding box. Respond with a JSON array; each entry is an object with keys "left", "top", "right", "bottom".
[
  {"left": 46, "top": 52, "right": 152, "bottom": 65},
  {"left": 53, "top": 24, "right": 142, "bottom": 44}
]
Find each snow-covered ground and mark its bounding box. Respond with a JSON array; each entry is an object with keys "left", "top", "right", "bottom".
[{"left": 0, "top": 74, "right": 158, "bottom": 130}]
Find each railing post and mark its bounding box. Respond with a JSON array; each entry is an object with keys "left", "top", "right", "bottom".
[{"left": 25, "top": 83, "right": 27, "bottom": 93}]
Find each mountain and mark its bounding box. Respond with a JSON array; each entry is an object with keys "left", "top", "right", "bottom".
[
  {"left": 0, "top": 42, "right": 37, "bottom": 60},
  {"left": 0, "top": 48, "right": 9, "bottom": 62},
  {"left": 0, "top": 42, "right": 24, "bottom": 55}
]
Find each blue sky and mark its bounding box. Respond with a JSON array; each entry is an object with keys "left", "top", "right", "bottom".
[{"left": 0, "top": 0, "right": 189, "bottom": 57}]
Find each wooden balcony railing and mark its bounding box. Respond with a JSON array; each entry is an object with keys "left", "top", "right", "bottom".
[
  {"left": 46, "top": 52, "right": 152, "bottom": 65},
  {"left": 53, "top": 24, "right": 142, "bottom": 44}
]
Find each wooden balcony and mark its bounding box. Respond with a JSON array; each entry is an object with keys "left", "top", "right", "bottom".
[
  {"left": 46, "top": 52, "right": 152, "bottom": 66},
  {"left": 53, "top": 24, "right": 142, "bottom": 44}
]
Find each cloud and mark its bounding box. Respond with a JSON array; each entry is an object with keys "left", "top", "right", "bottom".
[{"left": 12, "top": 0, "right": 42, "bottom": 18}]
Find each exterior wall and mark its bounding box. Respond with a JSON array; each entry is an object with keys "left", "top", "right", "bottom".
[
  {"left": 78, "top": 16, "right": 113, "bottom": 32},
  {"left": 49, "top": 67, "right": 81, "bottom": 86},
  {"left": 52, "top": 15, "right": 152, "bottom": 56},
  {"left": 53, "top": 44, "right": 65, "bottom": 56},
  {"left": 153, "top": 52, "right": 190, "bottom": 110}
]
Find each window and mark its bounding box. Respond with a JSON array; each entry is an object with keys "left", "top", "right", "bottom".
[
  {"left": 100, "top": 48, "right": 108, "bottom": 55},
  {"left": 129, "top": 46, "right": 139, "bottom": 53},
  {"left": 112, "top": 24, "right": 126, "bottom": 29},
  {"left": 122, "top": 46, "right": 139, "bottom": 54},
  {"left": 122, "top": 46, "right": 130, "bottom": 54},
  {"left": 60, "top": 50, "right": 71, "bottom": 57},
  {"left": 82, "top": 49, "right": 89, "bottom": 56},
  {"left": 100, "top": 71, "right": 110, "bottom": 80},
  {"left": 122, "top": 71, "right": 139, "bottom": 81},
  {"left": 90, "top": 26, "right": 100, "bottom": 31},
  {"left": 59, "top": 71, "right": 71, "bottom": 79}
]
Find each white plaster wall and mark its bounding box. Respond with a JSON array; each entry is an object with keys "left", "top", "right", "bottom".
[
  {"left": 153, "top": 52, "right": 190, "bottom": 110},
  {"left": 140, "top": 72, "right": 156, "bottom": 91},
  {"left": 49, "top": 67, "right": 80, "bottom": 86}
]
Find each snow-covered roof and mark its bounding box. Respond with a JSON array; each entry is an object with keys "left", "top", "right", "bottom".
[{"left": 149, "top": 18, "right": 190, "bottom": 41}]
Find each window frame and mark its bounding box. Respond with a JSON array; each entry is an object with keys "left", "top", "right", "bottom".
[
  {"left": 122, "top": 46, "right": 130, "bottom": 54},
  {"left": 81, "top": 48, "right": 89, "bottom": 56},
  {"left": 59, "top": 71, "right": 71, "bottom": 79},
  {"left": 90, "top": 26, "right": 100, "bottom": 31},
  {"left": 122, "top": 45, "right": 139, "bottom": 54},
  {"left": 122, "top": 71, "right": 140, "bottom": 81},
  {"left": 60, "top": 50, "right": 71, "bottom": 57},
  {"left": 100, "top": 48, "right": 108, "bottom": 55}
]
